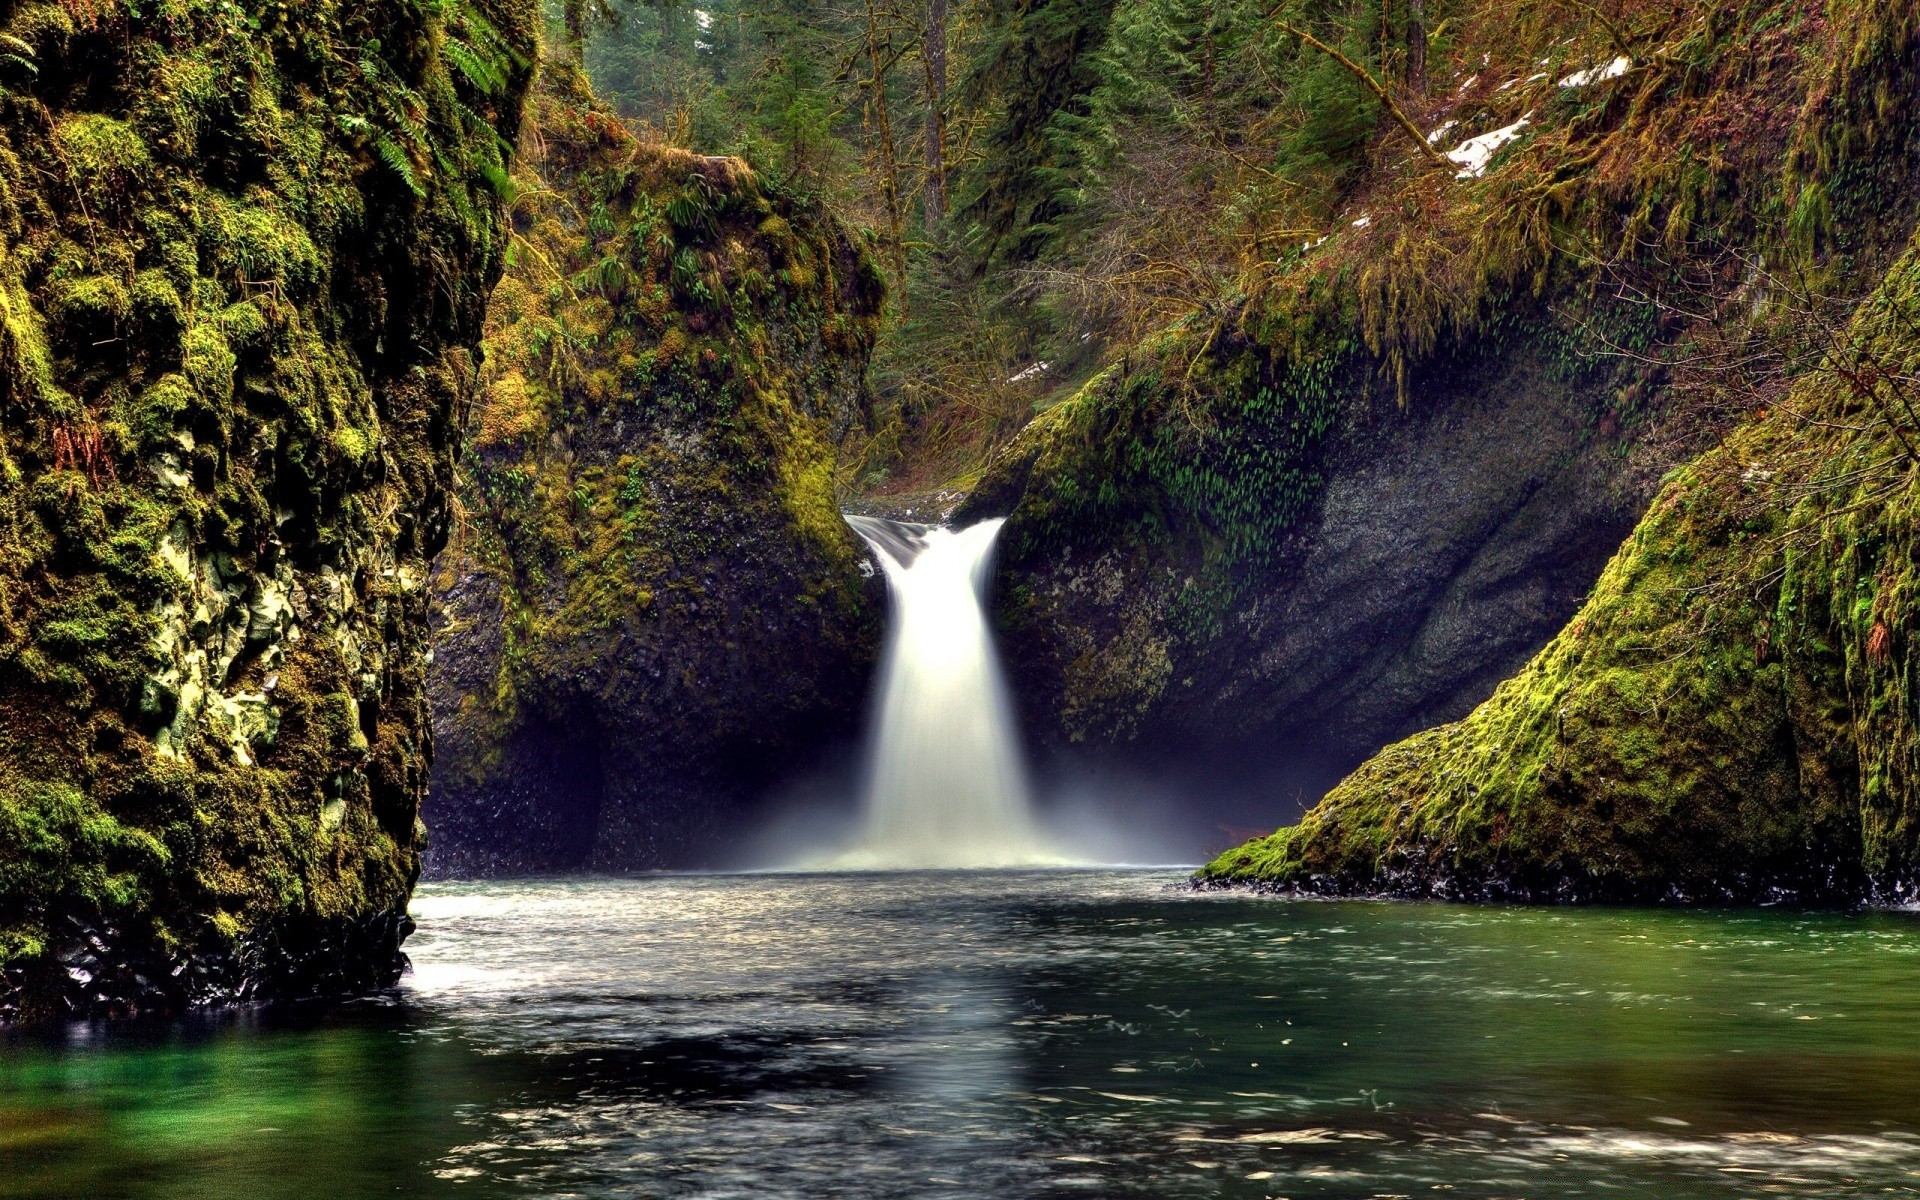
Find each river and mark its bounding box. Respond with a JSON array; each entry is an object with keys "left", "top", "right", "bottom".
[{"left": 4, "top": 870, "right": 1920, "bottom": 1198}]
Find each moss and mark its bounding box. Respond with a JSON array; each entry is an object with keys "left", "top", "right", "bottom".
[
  {"left": 0, "top": 781, "right": 168, "bottom": 962},
  {"left": 1203, "top": 227, "right": 1920, "bottom": 904},
  {"left": 0, "top": 0, "right": 538, "bottom": 1018},
  {"left": 52, "top": 114, "right": 151, "bottom": 211},
  {"left": 181, "top": 323, "right": 235, "bottom": 403},
  {"left": 426, "top": 64, "right": 884, "bottom": 871}
]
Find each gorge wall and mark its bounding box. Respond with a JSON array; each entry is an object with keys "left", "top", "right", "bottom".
[
  {"left": 960, "top": 0, "right": 1920, "bottom": 847},
  {"left": 0, "top": 0, "right": 536, "bottom": 1018},
  {"left": 1204, "top": 221, "right": 1920, "bottom": 903},
  {"left": 1200, "top": 4, "right": 1920, "bottom": 898},
  {"left": 423, "top": 69, "right": 886, "bottom": 876}
]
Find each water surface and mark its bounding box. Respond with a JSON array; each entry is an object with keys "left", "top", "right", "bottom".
[{"left": 5, "top": 870, "right": 1920, "bottom": 1198}]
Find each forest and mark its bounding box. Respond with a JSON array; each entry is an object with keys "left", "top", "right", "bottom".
[{"left": 563, "top": 0, "right": 1444, "bottom": 488}]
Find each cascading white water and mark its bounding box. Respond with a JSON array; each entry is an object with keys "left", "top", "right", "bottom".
[{"left": 830, "top": 515, "right": 1056, "bottom": 869}]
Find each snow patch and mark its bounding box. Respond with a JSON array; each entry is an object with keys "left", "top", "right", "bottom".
[
  {"left": 1447, "top": 113, "right": 1533, "bottom": 179},
  {"left": 1426, "top": 119, "right": 1458, "bottom": 146},
  {"left": 1559, "top": 56, "right": 1633, "bottom": 88},
  {"left": 1008, "top": 361, "right": 1052, "bottom": 384}
]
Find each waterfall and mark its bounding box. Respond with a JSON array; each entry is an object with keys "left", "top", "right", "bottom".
[{"left": 831, "top": 515, "right": 1056, "bottom": 869}]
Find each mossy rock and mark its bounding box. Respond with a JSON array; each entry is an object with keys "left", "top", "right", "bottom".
[
  {"left": 1203, "top": 221, "right": 1920, "bottom": 904},
  {"left": 0, "top": 0, "right": 538, "bottom": 1020},
  {"left": 424, "top": 64, "right": 886, "bottom": 875},
  {"left": 961, "top": 0, "right": 1920, "bottom": 811}
]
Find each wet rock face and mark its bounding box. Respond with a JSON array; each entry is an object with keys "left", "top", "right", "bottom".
[
  {"left": 423, "top": 76, "right": 886, "bottom": 876},
  {"left": 965, "top": 309, "right": 1679, "bottom": 805},
  {"left": 0, "top": 0, "right": 536, "bottom": 1019}
]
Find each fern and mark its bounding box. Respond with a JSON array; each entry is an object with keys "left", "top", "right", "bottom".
[
  {"left": 444, "top": 39, "right": 507, "bottom": 97},
  {"left": 0, "top": 33, "right": 35, "bottom": 81},
  {"left": 439, "top": 0, "right": 528, "bottom": 99},
  {"left": 665, "top": 192, "right": 717, "bottom": 239},
  {"left": 572, "top": 255, "right": 635, "bottom": 298},
  {"left": 375, "top": 134, "right": 424, "bottom": 197}
]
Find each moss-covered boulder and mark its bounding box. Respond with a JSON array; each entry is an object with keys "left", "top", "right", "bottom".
[
  {"left": 0, "top": 0, "right": 536, "bottom": 1018},
  {"left": 1203, "top": 220, "right": 1920, "bottom": 903},
  {"left": 961, "top": 0, "right": 1920, "bottom": 811},
  {"left": 424, "top": 69, "right": 885, "bottom": 875}
]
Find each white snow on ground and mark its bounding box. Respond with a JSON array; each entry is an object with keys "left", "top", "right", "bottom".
[
  {"left": 1447, "top": 114, "right": 1533, "bottom": 179},
  {"left": 1008, "top": 361, "right": 1051, "bottom": 384},
  {"left": 694, "top": 8, "right": 713, "bottom": 29},
  {"left": 1426, "top": 119, "right": 1458, "bottom": 145},
  {"left": 1559, "top": 56, "right": 1633, "bottom": 88},
  {"left": 1351, "top": 215, "right": 1371, "bottom": 228}
]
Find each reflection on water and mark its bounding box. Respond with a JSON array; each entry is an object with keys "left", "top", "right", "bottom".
[{"left": 5, "top": 870, "right": 1920, "bottom": 1198}]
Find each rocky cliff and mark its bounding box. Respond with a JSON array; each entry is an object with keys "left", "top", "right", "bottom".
[
  {"left": 424, "top": 71, "right": 885, "bottom": 876},
  {"left": 0, "top": 0, "right": 536, "bottom": 1018},
  {"left": 1201, "top": 4, "right": 1920, "bottom": 899},
  {"left": 961, "top": 0, "right": 1918, "bottom": 827},
  {"left": 1203, "top": 222, "right": 1920, "bottom": 902}
]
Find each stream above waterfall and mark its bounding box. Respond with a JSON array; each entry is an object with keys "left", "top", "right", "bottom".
[{"left": 6, "top": 871, "right": 1920, "bottom": 1199}]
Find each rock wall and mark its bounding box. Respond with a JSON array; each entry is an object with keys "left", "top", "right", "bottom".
[
  {"left": 960, "top": 0, "right": 1918, "bottom": 828},
  {"left": 0, "top": 0, "right": 536, "bottom": 1018},
  {"left": 963, "top": 304, "right": 1673, "bottom": 800},
  {"left": 1203, "top": 224, "right": 1920, "bottom": 902},
  {"left": 424, "top": 70, "right": 886, "bottom": 876},
  {"left": 1200, "top": 5, "right": 1920, "bottom": 900}
]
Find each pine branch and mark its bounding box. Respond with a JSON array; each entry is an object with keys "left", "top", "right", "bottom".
[{"left": 1275, "top": 20, "right": 1449, "bottom": 170}]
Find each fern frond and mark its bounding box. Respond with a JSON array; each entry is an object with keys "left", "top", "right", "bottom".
[{"left": 375, "top": 134, "right": 425, "bottom": 197}]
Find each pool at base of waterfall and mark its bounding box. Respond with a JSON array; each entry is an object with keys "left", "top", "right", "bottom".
[{"left": 5, "top": 870, "right": 1920, "bottom": 1199}]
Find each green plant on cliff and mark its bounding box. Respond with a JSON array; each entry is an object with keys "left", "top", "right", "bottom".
[{"left": 0, "top": 0, "right": 536, "bottom": 1017}]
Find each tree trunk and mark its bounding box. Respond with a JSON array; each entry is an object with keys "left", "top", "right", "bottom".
[
  {"left": 563, "top": 0, "right": 587, "bottom": 65},
  {"left": 866, "top": 1, "right": 911, "bottom": 288},
  {"left": 1407, "top": 0, "right": 1427, "bottom": 92},
  {"left": 921, "top": 0, "right": 950, "bottom": 224}
]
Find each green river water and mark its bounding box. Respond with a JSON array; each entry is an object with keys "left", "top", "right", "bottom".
[{"left": 3, "top": 869, "right": 1918, "bottom": 1198}]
